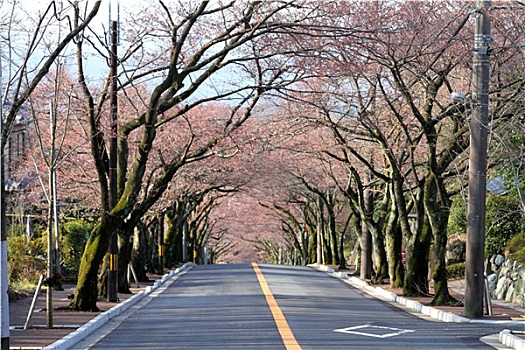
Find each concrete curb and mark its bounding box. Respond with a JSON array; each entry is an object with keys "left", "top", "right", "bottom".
[
  {"left": 42, "top": 262, "right": 195, "bottom": 350},
  {"left": 309, "top": 263, "right": 525, "bottom": 349},
  {"left": 500, "top": 329, "right": 525, "bottom": 350}
]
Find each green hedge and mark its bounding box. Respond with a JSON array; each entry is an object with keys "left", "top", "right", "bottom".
[
  {"left": 446, "top": 262, "right": 465, "bottom": 279},
  {"left": 506, "top": 233, "right": 525, "bottom": 265}
]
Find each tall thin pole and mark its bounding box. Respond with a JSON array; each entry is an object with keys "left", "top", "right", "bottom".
[
  {"left": 51, "top": 99, "right": 60, "bottom": 278},
  {"left": 182, "top": 221, "right": 188, "bottom": 262},
  {"left": 316, "top": 194, "right": 323, "bottom": 265},
  {"left": 360, "top": 178, "right": 373, "bottom": 280},
  {"left": 0, "top": 42, "right": 10, "bottom": 350},
  {"left": 158, "top": 215, "right": 164, "bottom": 274},
  {"left": 107, "top": 19, "right": 119, "bottom": 303},
  {"left": 53, "top": 166, "right": 60, "bottom": 277},
  {"left": 46, "top": 102, "right": 55, "bottom": 328},
  {"left": 464, "top": 0, "right": 491, "bottom": 319}
]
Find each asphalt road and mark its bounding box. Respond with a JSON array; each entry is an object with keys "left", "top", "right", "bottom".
[{"left": 72, "top": 264, "right": 519, "bottom": 349}]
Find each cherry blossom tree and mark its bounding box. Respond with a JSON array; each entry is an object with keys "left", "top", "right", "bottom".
[
  {"left": 68, "top": 1, "right": 320, "bottom": 311},
  {"left": 273, "top": 1, "right": 474, "bottom": 302},
  {"left": 0, "top": 1, "right": 101, "bottom": 340}
]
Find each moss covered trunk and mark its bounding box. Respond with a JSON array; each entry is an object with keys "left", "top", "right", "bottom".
[
  {"left": 404, "top": 188, "right": 431, "bottom": 296},
  {"left": 372, "top": 226, "right": 389, "bottom": 282},
  {"left": 389, "top": 164, "right": 412, "bottom": 289},
  {"left": 306, "top": 223, "right": 316, "bottom": 264},
  {"left": 429, "top": 198, "right": 455, "bottom": 305},
  {"left": 164, "top": 211, "right": 184, "bottom": 268},
  {"left": 385, "top": 185, "right": 404, "bottom": 288},
  {"left": 117, "top": 233, "right": 132, "bottom": 293},
  {"left": 403, "top": 212, "right": 431, "bottom": 296},
  {"left": 70, "top": 214, "right": 119, "bottom": 311},
  {"left": 327, "top": 204, "right": 339, "bottom": 266},
  {"left": 371, "top": 187, "right": 389, "bottom": 282},
  {"left": 98, "top": 257, "right": 108, "bottom": 298},
  {"left": 425, "top": 173, "right": 456, "bottom": 306}
]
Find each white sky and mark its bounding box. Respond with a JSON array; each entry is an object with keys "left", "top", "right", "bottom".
[
  {"left": 4, "top": 0, "right": 145, "bottom": 80},
  {"left": 5, "top": 1, "right": 243, "bottom": 97}
]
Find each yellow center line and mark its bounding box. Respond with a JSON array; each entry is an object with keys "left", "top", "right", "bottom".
[{"left": 252, "top": 262, "right": 302, "bottom": 350}]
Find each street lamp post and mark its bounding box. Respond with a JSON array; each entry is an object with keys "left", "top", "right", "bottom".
[{"left": 464, "top": 0, "right": 491, "bottom": 319}]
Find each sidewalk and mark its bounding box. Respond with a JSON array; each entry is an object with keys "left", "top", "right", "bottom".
[
  {"left": 9, "top": 284, "right": 151, "bottom": 349},
  {"left": 8, "top": 263, "right": 194, "bottom": 350}
]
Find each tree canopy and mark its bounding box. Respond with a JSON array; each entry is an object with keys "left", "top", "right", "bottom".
[{"left": 3, "top": 0, "right": 525, "bottom": 311}]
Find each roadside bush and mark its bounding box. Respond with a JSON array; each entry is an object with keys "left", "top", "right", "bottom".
[
  {"left": 60, "top": 219, "right": 92, "bottom": 278},
  {"left": 8, "top": 232, "right": 46, "bottom": 257},
  {"left": 448, "top": 197, "right": 467, "bottom": 237},
  {"left": 506, "top": 233, "right": 525, "bottom": 265},
  {"left": 448, "top": 194, "right": 523, "bottom": 257},
  {"left": 9, "top": 223, "right": 26, "bottom": 237},
  {"left": 7, "top": 217, "right": 91, "bottom": 287},
  {"left": 7, "top": 234, "right": 47, "bottom": 287},
  {"left": 485, "top": 196, "right": 523, "bottom": 256},
  {"left": 446, "top": 262, "right": 465, "bottom": 279}
]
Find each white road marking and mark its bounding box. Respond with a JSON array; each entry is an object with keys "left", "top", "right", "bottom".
[{"left": 334, "top": 324, "right": 415, "bottom": 338}]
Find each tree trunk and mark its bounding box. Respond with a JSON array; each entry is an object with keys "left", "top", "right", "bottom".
[
  {"left": 430, "top": 211, "right": 456, "bottom": 304},
  {"left": 164, "top": 213, "right": 183, "bottom": 268},
  {"left": 70, "top": 214, "right": 118, "bottom": 311},
  {"left": 327, "top": 208, "right": 338, "bottom": 265},
  {"left": 372, "top": 227, "right": 389, "bottom": 282},
  {"left": 403, "top": 213, "right": 431, "bottom": 296},
  {"left": 132, "top": 223, "right": 149, "bottom": 282},
  {"left": 301, "top": 229, "right": 308, "bottom": 265},
  {"left": 384, "top": 187, "right": 404, "bottom": 288},
  {"left": 316, "top": 195, "right": 324, "bottom": 264},
  {"left": 98, "top": 257, "right": 108, "bottom": 298},
  {"left": 322, "top": 225, "right": 331, "bottom": 264},
  {"left": 426, "top": 173, "right": 456, "bottom": 306},
  {"left": 389, "top": 166, "right": 412, "bottom": 289},
  {"left": 117, "top": 232, "right": 132, "bottom": 293},
  {"left": 307, "top": 223, "right": 316, "bottom": 264},
  {"left": 339, "top": 231, "right": 346, "bottom": 270},
  {"left": 431, "top": 219, "right": 456, "bottom": 306},
  {"left": 325, "top": 192, "right": 339, "bottom": 266},
  {"left": 360, "top": 187, "right": 373, "bottom": 279}
]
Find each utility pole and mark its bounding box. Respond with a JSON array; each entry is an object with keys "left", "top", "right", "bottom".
[
  {"left": 0, "top": 43, "right": 10, "bottom": 350},
  {"left": 107, "top": 15, "right": 119, "bottom": 302},
  {"left": 464, "top": 0, "right": 491, "bottom": 319}
]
